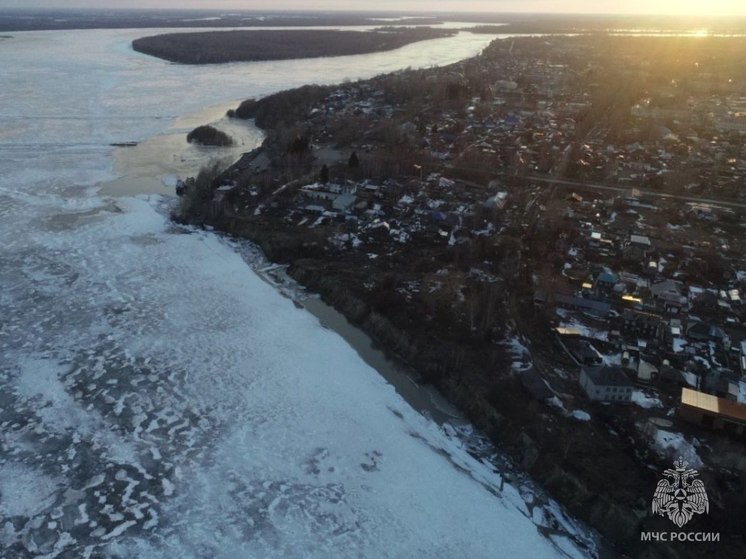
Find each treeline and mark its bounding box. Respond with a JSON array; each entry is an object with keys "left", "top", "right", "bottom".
[
  {"left": 229, "top": 84, "right": 333, "bottom": 129},
  {"left": 132, "top": 28, "right": 456, "bottom": 65},
  {"left": 187, "top": 125, "right": 233, "bottom": 147},
  {"left": 0, "top": 11, "right": 444, "bottom": 32}
]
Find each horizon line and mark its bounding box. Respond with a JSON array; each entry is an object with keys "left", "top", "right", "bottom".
[{"left": 2, "top": 8, "right": 746, "bottom": 19}]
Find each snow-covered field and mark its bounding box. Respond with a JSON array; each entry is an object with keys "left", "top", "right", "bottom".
[{"left": 0, "top": 28, "right": 594, "bottom": 558}]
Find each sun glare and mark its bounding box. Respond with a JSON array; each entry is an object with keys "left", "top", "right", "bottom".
[
  {"left": 517, "top": 0, "right": 746, "bottom": 17},
  {"left": 648, "top": 0, "right": 746, "bottom": 16}
]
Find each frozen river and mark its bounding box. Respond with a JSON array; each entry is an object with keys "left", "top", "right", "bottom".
[{"left": 0, "top": 27, "right": 594, "bottom": 558}]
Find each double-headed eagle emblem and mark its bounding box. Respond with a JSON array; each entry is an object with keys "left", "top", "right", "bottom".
[{"left": 652, "top": 457, "right": 709, "bottom": 527}]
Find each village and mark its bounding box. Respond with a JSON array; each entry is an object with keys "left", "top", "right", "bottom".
[
  {"left": 207, "top": 161, "right": 746, "bottom": 465},
  {"left": 178, "top": 33, "right": 746, "bottom": 552}
]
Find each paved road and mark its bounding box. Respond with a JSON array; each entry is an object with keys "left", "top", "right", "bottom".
[{"left": 517, "top": 175, "right": 746, "bottom": 210}]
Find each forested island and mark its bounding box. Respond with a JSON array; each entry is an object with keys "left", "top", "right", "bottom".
[{"left": 132, "top": 27, "right": 456, "bottom": 64}]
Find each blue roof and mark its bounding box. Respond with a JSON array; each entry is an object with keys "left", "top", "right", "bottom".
[{"left": 597, "top": 272, "right": 618, "bottom": 284}]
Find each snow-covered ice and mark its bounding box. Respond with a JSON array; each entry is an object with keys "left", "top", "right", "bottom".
[{"left": 2, "top": 196, "right": 587, "bottom": 558}]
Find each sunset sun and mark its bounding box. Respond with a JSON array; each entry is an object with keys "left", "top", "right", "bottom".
[{"left": 650, "top": 0, "right": 746, "bottom": 16}]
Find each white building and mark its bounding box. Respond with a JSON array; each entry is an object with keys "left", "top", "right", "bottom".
[{"left": 580, "top": 366, "right": 633, "bottom": 403}]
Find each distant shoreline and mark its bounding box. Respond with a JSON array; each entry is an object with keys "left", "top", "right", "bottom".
[
  {"left": 132, "top": 28, "right": 457, "bottom": 65},
  {"left": 0, "top": 10, "right": 449, "bottom": 33}
]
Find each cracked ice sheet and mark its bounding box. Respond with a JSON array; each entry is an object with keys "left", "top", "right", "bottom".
[{"left": 2, "top": 197, "right": 576, "bottom": 558}]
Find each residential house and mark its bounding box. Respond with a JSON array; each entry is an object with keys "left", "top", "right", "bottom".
[
  {"left": 630, "top": 234, "right": 652, "bottom": 250},
  {"left": 650, "top": 279, "right": 687, "bottom": 315},
  {"left": 702, "top": 368, "right": 741, "bottom": 401},
  {"left": 594, "top": 271, "right": 619, "bottom": 297},
  {"left": 618, "top": 271, "right": 650, "bottom": 293},
  {"left": 624, "top": 233, "right": 652, "bottom": 260},
  {"left": 579, "top": 365, "right": 634, "bottom": 402},
  {"left": 690, "top": 288, "right": 718, "bottom": 315},
  {"left": 622, "top": 309, "right": 663, "bottom": 340},
  {"left": 555, "top": 294, "right": 611, "bottom": 319},
  {"left": 686, "top": 321, "right": 729, "bottom": 348},
  {"left": 332, "top": 193, "right": 357, "bottom": 213}
]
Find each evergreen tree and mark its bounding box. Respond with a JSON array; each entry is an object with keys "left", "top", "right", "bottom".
[
  {"left": 319, "top": 164, "right": 330, "bottom": 185},
  {"left": 288, "top": 134, "right": 309, "bottom": 158},
  {"left": 348, "top": 151, "right": 360, "bottom": 169}
]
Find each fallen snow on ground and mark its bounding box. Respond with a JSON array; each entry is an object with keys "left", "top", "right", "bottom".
[
  {"left": 555, "top": 309, "right": 608, "bottom": 342},
  {"left": 571, "top": 410, "right": 591, "bottom": 421},
  {"left": 672, "top": 337, "right": 687, "bottom": 353},
  {"left": 504, "top": 336, "right": 533, "bottom": 372},
  {"left": 505, "top": 336, "right": 530, "bottom": 356},
  {"left": 548, "top": 396, "right": 567, "bottom": 413},
  {"left": 548, "top": 398, "right": 590, "bottom": 423},
  {"left": 631, "top": 390, "right": 663, "bottom": 409},
  {"left": 601, "top": 353, "right": 621, "bottom": 366},
  {"left": 653, "top": 430, "right": 703, "bottom": 469}
]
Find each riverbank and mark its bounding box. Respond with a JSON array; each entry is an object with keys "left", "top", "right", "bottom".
[
  {"left": 178, "top": 203, "right": 628, "bottom": 557},
  {"left": 99, "top": 99, "right": 264, "bottom": 197}
]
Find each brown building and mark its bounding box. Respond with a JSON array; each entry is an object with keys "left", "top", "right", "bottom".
[{"left": 679, "top": 387, "right": 746, "bottom": 436}]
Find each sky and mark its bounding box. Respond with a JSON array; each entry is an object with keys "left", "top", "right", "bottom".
[{"left": 1, "top": 1, "right": 746, "bottom": 17}]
